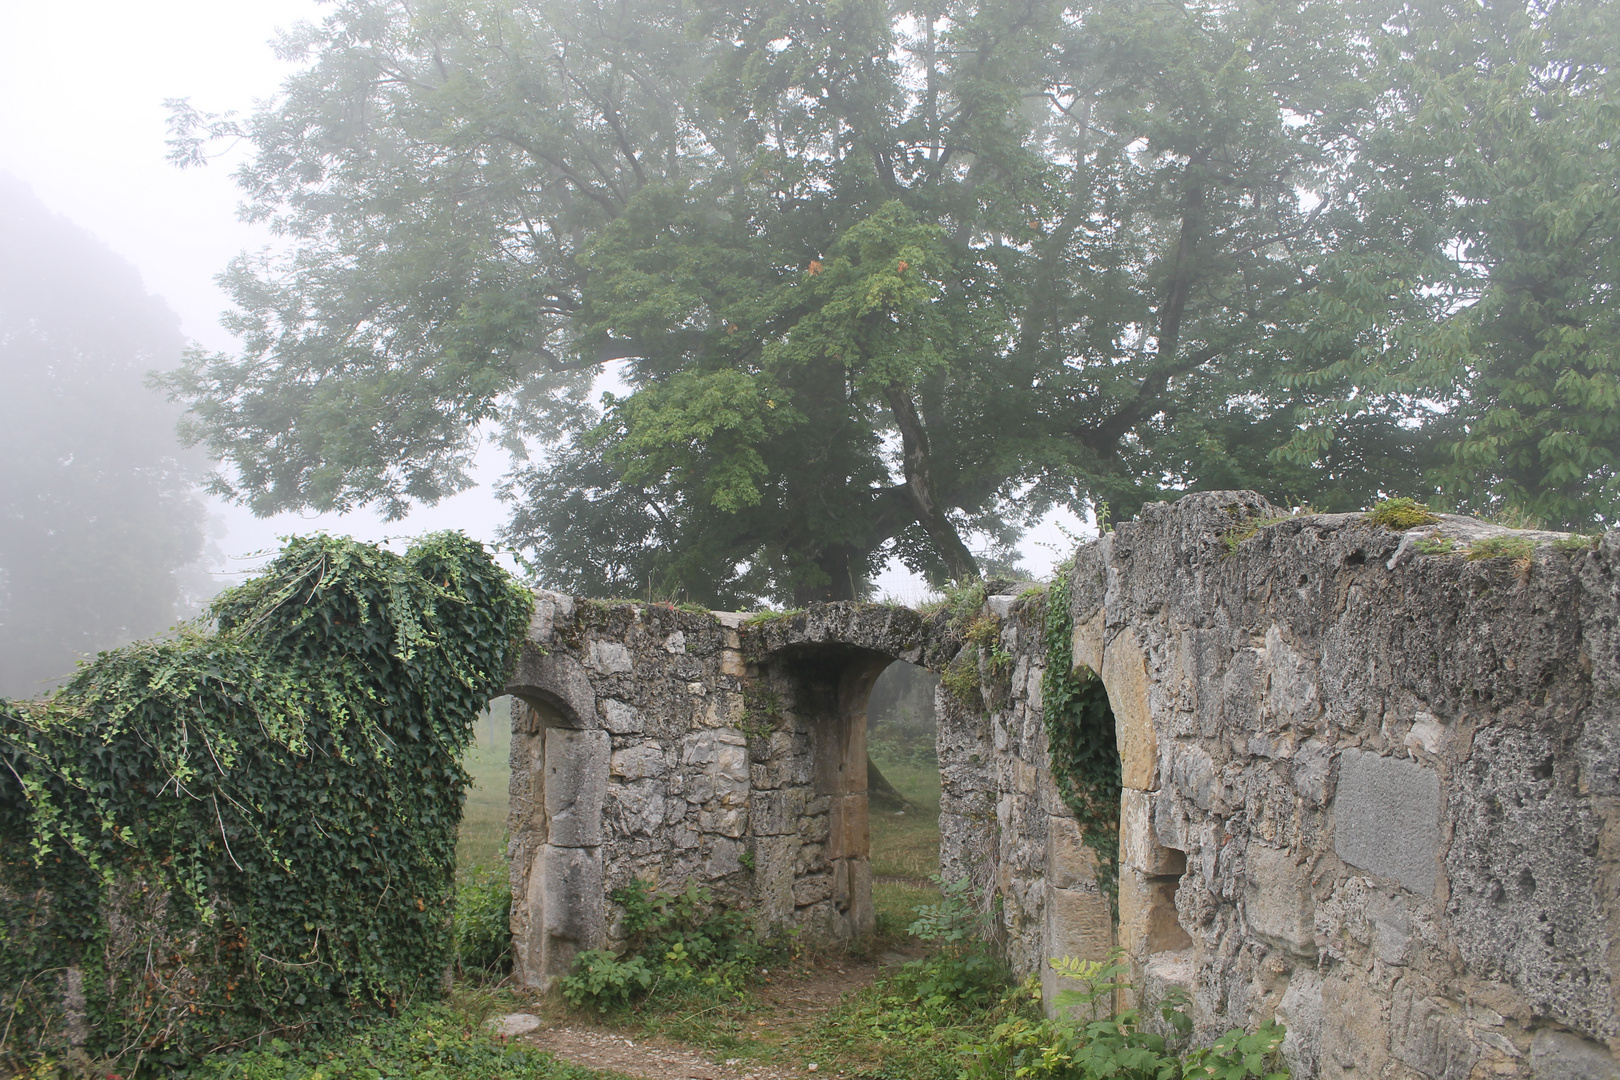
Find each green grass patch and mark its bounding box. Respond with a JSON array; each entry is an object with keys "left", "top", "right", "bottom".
[
  {"left": 178, "top": 998, "right": 602, "bottom": 1080},
  {"left": 1364, "top": 497, "right": 1440, "bottom": 530},
  {"left": 1466, "top": 535, "right": 1537, "bottom": 561},
  {"left": 458, "top": 699, "right": 512, "bottom": 876}
]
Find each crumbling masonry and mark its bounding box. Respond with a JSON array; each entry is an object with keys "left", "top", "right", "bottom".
[{"left": 504, "top": 491, "right": 1620, "bottom": 1079}]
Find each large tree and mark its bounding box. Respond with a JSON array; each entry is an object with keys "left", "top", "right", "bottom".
[
  {"left": 165, "top": 0, "right": 1619, "bottom": 605},
  {"left": 0, "top": 176, "right": 210, "bottom": 698}
]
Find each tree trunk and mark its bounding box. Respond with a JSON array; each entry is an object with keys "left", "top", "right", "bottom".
[{"left": 885, "top": 382, "right": 979, "bottom": 582}]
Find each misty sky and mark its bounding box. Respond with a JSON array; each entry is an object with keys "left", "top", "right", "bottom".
[{"left": 0, "top": 0, "right": 1078, "bottom": 602}]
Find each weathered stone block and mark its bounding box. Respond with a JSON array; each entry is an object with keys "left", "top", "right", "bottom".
[
  {"left": 1121, "top": 788, "right": 1185, "bottom": 876},
  {"left": 610, "top": 742, "right": 666, "bottom": 780},
  {"left": 544, "top": 728, "right": 609, "bottom": 847},
  {"left": 1332, "top": 749, "right": 1440, "bottom": 895},
  {"left": 1530, "top": 1029, "right": 1620, "bottom": 1080},
  {"left": 600, "top": 698, "right": 642, "bottom": 734},
  {"left": 1105, "top": 626, "right": 1158, "bottom": 791},
  {"left": 1244, "top": 843, "right": 1317, "bottom": 957}
]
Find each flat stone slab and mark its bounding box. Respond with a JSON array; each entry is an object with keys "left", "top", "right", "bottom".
[
  {"left": 1333, "top": 749, "right": 1440, "bottom": 895},
  {"left": 490, "top": 1012, "right": 542, "bottom": 1037}
]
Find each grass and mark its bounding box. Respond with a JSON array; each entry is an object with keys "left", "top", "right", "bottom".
[
  {"left": 458, "top": 698, "right": 512, "bottom": 877},
  {"left": 177, "top": 994, "right": 604, "bottom": 1080}
]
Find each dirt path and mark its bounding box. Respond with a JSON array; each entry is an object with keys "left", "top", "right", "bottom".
[{"left": 504, "top": 951, "right": 912, "bottom": 1080}]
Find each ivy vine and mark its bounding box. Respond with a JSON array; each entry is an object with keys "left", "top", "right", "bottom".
[
  {"left": 1040, "top": 567, "right": 1122, "bottom": 914},
  {"left": 0, "top": 533, "right": 532, "bottom": 1070}
]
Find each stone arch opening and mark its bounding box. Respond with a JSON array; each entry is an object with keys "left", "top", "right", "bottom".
[
  {"left": 504, "top": 639, "right": 611, "bottom": 988},
  {"left": 1094, "top": 626, "right": 1191, "bottom": 1000},
  {"left": 750, "top": 642, "right": 891, "bottom": 942},
  {"left": 865, "top": 660, "right": 943, "bottom": 924}
]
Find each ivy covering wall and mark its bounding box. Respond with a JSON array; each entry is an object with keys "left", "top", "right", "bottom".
[
  {"left": 0, "top": 534, "right": 531, "bottom": 1069},
  {"left": 1040, "top": 569, "right": 1122, "bottom": 911}
]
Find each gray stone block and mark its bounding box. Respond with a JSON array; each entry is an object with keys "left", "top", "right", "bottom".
[
  {"left": 1332, "top": 749, "right": 1440, "bottom": 895},
  {"left": 545, "top": 728, "right": 609, "bottom": 846},
  {"left": 1531, "top": 1030, "right": 1620, "bottom": 1080}
]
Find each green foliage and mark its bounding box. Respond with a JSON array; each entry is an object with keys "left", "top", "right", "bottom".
[
  {"left": 1040, "top": 573, "right": 1122, "bottom": 910},
  {"left": 903, "top": 878, "right": 1007, "bottom": 1009},
  {"left": 1364, "top": 498, "right": 1442, "bottom": 530},
  {"left": 558, "top": 880, "right": 767, "bottom": 1013},
  {"left": 454, "top": 867, "right": 513, "bottom": 978},
  {"left": 179, "top": 1001, "right": 595, "bottom": 1080},
  {"left": 964, "top": 955, "right": 1289, "bottom": 1080},
  {"left": 1465, "top": 535, "right": 1538, "bottom": 562},
  {"left": 0, "top": 533, "right": 532, "bottom": 1068},
  {"left": 168, "top": 0, "right": 1620, "bottom": 604}
]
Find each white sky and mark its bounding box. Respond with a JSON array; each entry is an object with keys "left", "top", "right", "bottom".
[{"left": 0, "top": 0, "right": 1082, "bottom": 605}]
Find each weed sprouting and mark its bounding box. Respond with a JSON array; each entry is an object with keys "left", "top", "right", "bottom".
[{"left": 1466, "top": 535, "right": 1536, "bottom": 562}]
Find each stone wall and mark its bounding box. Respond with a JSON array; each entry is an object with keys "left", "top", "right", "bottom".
[
  {"left": 502, "top": 490, "right": 1620, "bottom": 1079},
  {"left": 1070, "top": 492, "right": 1619, "bottom": 1079}
]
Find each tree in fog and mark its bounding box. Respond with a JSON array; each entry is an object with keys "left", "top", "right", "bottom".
[
  {"left": 0, "top": 176, "right": 208, "bottom": 698},
  {"left": 163, "top": 0, "right": 1620, "bottom": 606}
]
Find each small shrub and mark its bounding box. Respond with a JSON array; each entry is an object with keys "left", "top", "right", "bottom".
[
  {"left": 963, "top": 953, "right": 1290, "bottom": 1080},
  {"left": 941, "top": 654, "right": 984, "bottom": 704},
  {"left": 559, "top": 950, "right": 655, "bottom": 1011},
  {"left": 1364, "top": 497, "right": 1440, "bottom": 530},
  {"left": 904, "top": 877, "right": 1007, "bottom": 1008},
  {"left": 558, "top": 879, "right": 768, "bottom": 1012},
  {"left": 456, "top": 865, "right": 513, "bottom": 976},
  {"left": 1466, "top": 535, "right": 1537, "bottom": 562}
]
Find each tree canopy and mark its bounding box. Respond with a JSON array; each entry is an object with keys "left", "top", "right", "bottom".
[
  {"left": 165, "top": 0, "right": 1620, "bottom": 604},
  {"left": 0, "top": 176, "right": 210, "bottom": 697}
]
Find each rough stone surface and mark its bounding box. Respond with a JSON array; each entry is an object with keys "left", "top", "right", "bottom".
[{"left": 502, "top": 491, "right": 1620, "bottom": 1075}]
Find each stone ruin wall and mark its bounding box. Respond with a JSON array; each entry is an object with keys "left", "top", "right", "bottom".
[{"left": 503, "top": 490, "right": 1620, "bottom": 1080}]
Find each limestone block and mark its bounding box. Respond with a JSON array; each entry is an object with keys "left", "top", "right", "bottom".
[
  {"left": 752, "top": 788, "right": 809, "bottom": 836},
  {"left": 1389, "top": 980, "right": 1477, "bottom": 1080},
  {"left": 1118, "top": 866, "right": 1191, "bottom": 960},
  {"left": 600, "top": 698, "right": 643, "bottom": 734},
  {"left": 828, "top": 794, "right": 870, "bottom": 859},
  {"left": 721, "top": 649, "right": 746, "bottom": 677},
  {"left": 794, "top": 872, "right": 833, "bottom": 907},
  {"left": 1332, "top": 749, "right": 1440, "bottom": 895},
  {"left": 1530, "top": 1030, "right": 1620, "bottom": 1079},
  {"left": 508, "top": 648, "right": 596, "bottom": 728},
  {"left": 1243, "top": 844, "right": 1317, "bottom": 958},
  {"left": 1276, "top": 968, "right": 1323, "bottom": 1079},
  {"left": 544, "top": 728, "right": 609, "bottom": 847},
  {"left": 699, "top": 806, "right": 749, "bottom": 837},
  {"left": 526, "top": 589, "right": 574, "bottom": 643},
  {"left": 754, "top": 835, "right": 800, "bottom": 925},
  {"left": 1104, "top": 626, "right": 1158, "bottom": 791},
  {"left": 1045, "top": 884, "right": 1114, "bottom": 962},
  {"left": 1320, "top": 968, "right": 1394, "bottom": 1079},
  {"left": 608, "top": 779, "right": 665, "bottom": 836},
  {"left": 1072, "top": 609, "right": 1104, "bottom": 676},
  {"left": 703, "top": 836, "right": 743, "bottom": 877},
  {"left": 587, "top": 640, "right": 634, "bottom": 674},
  {"left": 663, "top": 630, "right": 686, "bottom": 654},
  {"left": 610, "top": 742, "right": 666, "bottom": 780},
  {"left": 539, "top": 843, "right": 605, "bottom": 973},
  {"left": 1042, "top": 883, "right": 1116, "bottom": 1016},
  {"left": 1121, "top": 788, "right": 1185, "bottom": 876},
  {"left": 1047, "top": 815, "right": 1100, "bottom": 890}
]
